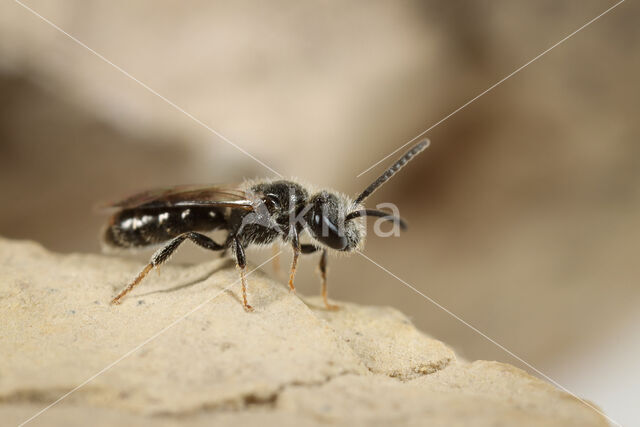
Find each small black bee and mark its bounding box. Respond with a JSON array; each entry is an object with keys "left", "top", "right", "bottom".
[{"left": 103, "top": 140, "right": 429, "bottom": 311}]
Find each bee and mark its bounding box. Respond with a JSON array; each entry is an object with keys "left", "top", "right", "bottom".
[{"left": 103, "top": 140, "right": 429, "bottom": 311}]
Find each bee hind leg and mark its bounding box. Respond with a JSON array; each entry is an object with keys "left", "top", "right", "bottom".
[{"left": 111, "top": 232, "right": 224, "bottom": 305}]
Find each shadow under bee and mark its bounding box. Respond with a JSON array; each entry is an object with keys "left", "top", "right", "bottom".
[{"left": 135, "top": 258, "right": 235, "bottom": 298}]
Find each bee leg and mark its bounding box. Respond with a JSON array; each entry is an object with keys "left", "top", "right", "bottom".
[
  {"left": 232, "top": 237, "right": 253, "bottom": 312},
  {"left": 300, "top": 245, "right": 337, "bottom": 310},
  {"left": 318, "top": 249, "right": 338, "bottom": 310},
  {"left": 301, "top": 244, "right": 320, "bottom": 255},
  {"left": 111, "top": 232, "right": 224, "bottom": 305},
  {"left": 288, "top": 229, "right": 301, "bottom": 293},
  {"left": 111, "top": 264, "right": 153, "bottom": 305}
]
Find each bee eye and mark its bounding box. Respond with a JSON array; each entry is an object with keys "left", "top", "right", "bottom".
[
  {"left": 263, "top": 194, "right": 280, "bottom": 213},
  {"left": 307, "top": 205, "right": 348, "bottom": 251}
]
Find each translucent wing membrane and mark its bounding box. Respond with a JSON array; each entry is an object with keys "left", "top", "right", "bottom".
[{"left": 98, "top": 184, "right": 254, "bottom": 212}]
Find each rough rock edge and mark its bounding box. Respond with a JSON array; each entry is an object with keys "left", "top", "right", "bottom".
[
  {"left": 1, "top": 239, "right": 455, "bottom": 411},
  {"left": 0, "top": 238, "right": 608, "bottom": 425},
  {"left": 154, "top": 370, "right": 361, "bottom": 417}
]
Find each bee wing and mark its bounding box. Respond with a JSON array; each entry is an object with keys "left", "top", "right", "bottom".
[{"left": 98, "top": 184, "right": 255, "bottom": 212}]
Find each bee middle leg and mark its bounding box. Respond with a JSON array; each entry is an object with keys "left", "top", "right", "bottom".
[
  {"left": 111, "top": 232, "right": 224, "bottom": 305},
  {"left": 300, "top": 245, "right": 338, "bottom": 310}
]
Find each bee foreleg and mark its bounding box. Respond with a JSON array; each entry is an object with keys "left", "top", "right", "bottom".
[
  {"left": 288, "top": 229, "right": 301, "bottom": 293},
  {"left": 318, "top": 249, "right": 338, "bottom": 310},
  {"left": 300, "top": 244, "right": 319, "bottom": 254},
  {"left": 299, "top": 245, "right": 337, "bottom": 310},
  {"left": 232, "top": 237, "right": 253, "bottom": 312},
  {"left": 111, "top": 232, "right": 224, "bottom": 305}
]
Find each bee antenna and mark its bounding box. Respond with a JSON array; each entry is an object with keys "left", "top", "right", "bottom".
[
  {"left": 345, "top": 209, "right": 408, "bottom": 231},
  {"left": 354, "top": 139, "right": 430, "bottom": 205}
]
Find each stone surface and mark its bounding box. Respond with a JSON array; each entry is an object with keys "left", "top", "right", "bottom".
[{"left": 0, "top": 238, "right": 607, "bottom": 426}]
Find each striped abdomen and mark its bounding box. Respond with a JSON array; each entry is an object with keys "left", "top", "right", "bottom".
[{"left": 103, "top": 206, "right": 227, "bottom": 249}]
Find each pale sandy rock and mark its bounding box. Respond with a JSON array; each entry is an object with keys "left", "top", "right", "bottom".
[
  {"left": 0, "top": 238, "right": 607, "bottom": 426},
  {"left": 308, "top": 297, "right": 455, "bottom": 379}
]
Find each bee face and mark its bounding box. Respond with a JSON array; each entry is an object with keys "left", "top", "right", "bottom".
[{"left": 304, "top": 191, "right": 362, "bottom": 251}]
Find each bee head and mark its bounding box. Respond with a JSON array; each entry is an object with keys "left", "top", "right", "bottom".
[{"left": 304, "top": 192, "right": 356, "bottom": 251}]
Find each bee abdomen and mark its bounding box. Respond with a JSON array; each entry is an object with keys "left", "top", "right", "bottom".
[{"left": 103, "top": 206, "right": 227, "bottom": 249}]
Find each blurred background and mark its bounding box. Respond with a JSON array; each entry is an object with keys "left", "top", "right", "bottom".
[{"left": 1, "top": 0, "right": 638, "bottom": 424}]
